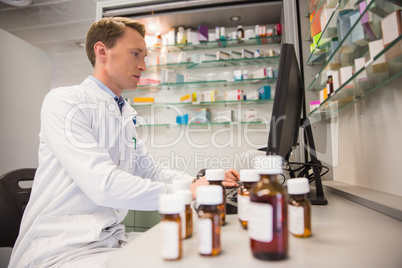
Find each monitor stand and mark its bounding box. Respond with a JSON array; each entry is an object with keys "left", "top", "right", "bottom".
[{"left": 300, "top": 117, "right": 328, "bottom": 205}]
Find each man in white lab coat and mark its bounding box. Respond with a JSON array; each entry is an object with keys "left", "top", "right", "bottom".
[{"left": 9, "top": 17, "right": 239, "bottom": 267}]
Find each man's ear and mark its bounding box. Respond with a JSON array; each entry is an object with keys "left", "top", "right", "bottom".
[{"left": 94, "top": 41, "right": 107, "bottom": 62}]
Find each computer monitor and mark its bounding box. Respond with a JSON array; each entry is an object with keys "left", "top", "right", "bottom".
[{"left": 267, "top": 43, "right": 304, "bottom": 161}]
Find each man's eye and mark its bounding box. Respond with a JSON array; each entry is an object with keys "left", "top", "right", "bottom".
[{"left": 132, "top": 52, "right": 139, "bottom": 57}]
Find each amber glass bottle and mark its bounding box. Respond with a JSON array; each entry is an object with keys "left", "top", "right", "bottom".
[
  {"left": 159, "top": 194, "right": 185, "bottom": 261},
  {"left": 196, "top": 185, "right": 222, "bottom": 256},
  {"left": 205, "top": 169, "right": 226, "bottom": 226},
  {"left": 249, "top": 155, "right": 288, "bottom": 260},
  {"left": 287, "top": 178, "right": 312, "bottom": 238},
  {"left": 326, "top": 71, "right": 334, "bottom": 96},
  {"left": 238, "top": 169, "right": 259, "bottom": 229},
  {"left": 177, "top": 190, "right": 193, "bottom": 239}
]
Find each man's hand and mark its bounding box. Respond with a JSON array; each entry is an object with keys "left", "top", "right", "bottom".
[{"left": 223, "top": 169, "right": 240, "bottom": 187}]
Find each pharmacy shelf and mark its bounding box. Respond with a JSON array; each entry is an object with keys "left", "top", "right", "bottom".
[
  {"left": 134, "top": 78, "right": 277, "bottom": 91},
  {"left": 135, "top": 121, "right": 268, "bottom": 128},
  {"left": 309, "top": 37, "right": 402, "bottom": 117},
  {"left": 147, "top": 35, "right": 281, "bottom": 53},
  {"left": 304, "top": 0, "right": 329, "bottom": 41},
  {"left": 131, "top": 99, "right": 273, "bottom": 108},
  {"left": 307, "top": 0, "right": 400, "bottom": 89},
  {"left": 145, "top": 56, "right": 280, "bottom": 72}
]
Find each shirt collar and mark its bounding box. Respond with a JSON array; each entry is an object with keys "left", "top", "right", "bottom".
[{"left": 88, "top": 75, "right": 125, "bottom": 111}]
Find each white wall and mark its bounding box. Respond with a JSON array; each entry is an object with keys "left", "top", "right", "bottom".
[
  {"left": 0, "top": 29, "right": 52, "bottom": 175},
  {"left": 334, "top": 76, "right": 402, "bottom": 197}
]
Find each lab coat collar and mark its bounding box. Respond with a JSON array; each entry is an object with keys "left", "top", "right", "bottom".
[{"left": 82, "top": 78, "right": 137, "bottom": 117}]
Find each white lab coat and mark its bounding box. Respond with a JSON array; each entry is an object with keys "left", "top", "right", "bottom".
[{"left": 9, "top": 78, "right": 192, "bottom": 267}]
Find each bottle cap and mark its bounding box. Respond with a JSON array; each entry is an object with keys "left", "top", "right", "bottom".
[
  {"left": 287, "top": 178, "right": 310, "bottom": 194},
  {"left": 205, "top": 169, "right": 225, "bottom": 181},
  {"left": 172, "top": 179, "right": 191, "bottom": 192},
  {"left": 159, "top": 194, "right": 185, "bottom": 214},
  {"left": 176, "top": 190, "right": 192, "bottom": 205},
  {"left": 237, "top": 25, "right": 243, "bottom": 29},
  {"left": 239, "top": 169, "right": 259, "bottom": 182},
  {"left": 196, "top": 185, "right": 223, "bottom": 205},
  {"left": 252, "top": 155, "right": 283, "bottom": 174}
]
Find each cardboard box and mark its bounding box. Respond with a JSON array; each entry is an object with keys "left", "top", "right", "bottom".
[
  {"left": 225, "top": 89, "right": 243, "bottom": 101},
  {"left": 337, "top": 9, "right": 356, "bottom": 53},
  {"left": 202, "top": 90, "right": 218, "bottom": 102},
  {"left": 359, "top": 1, "right": 381, "bottom": 41},
  {"left": 176, "top": 114, "right": 188, "bottom": 124},
  {"left": 133, "top": 97, "right": 154, "bottom": 103},
  {"left": 257, "top": 86, "right": 271, "bottom": 100},
  {"left": 195, "top": 108, "right": 211, "bottom": 123},
  {"left": 350, "top": 10, "right": 368, "bottom": 46},
  {"left": 368, "top": 39, "right": 386, "bottom": 63},
  {"left": 382, "top": 10, "right": 402, "bottom": 46},
  {"left": 198, "top": 25, "right": 208, "bottom": 42},
  {"left": 214, "top": 110, "right": 234, "bottom": 122},
  {"left": 340, "top": 66, "right": 354, "bottom": 85},
  {"left": 310, "top": 100, "right": 320, "bottom": 112}
]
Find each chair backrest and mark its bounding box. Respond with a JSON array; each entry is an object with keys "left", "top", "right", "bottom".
[{"left": 0, "top": 168, "right": 36, "bottom": 247}]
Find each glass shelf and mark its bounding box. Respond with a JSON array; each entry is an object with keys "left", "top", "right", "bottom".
[
  {"left": 145, "top": 56, "right": 280, "bottom": 72},
  {"left": 131, "top": 99, "right": 273, "bottom": 108},
  {"left": 309, "top": 36, "right": 402, "bottom": 117},
  {"left": 134, "top": 78, "right": 277, "bottom": 91},
  {"left": 304, "top": 0, "right": 329, "bottom": 41},
  {"left": 307, "top": 0, "right": 399, "bottom": 90},
  {"left": 136, "top": 121, "right": 268, "bottom": 128},
  {"left": 147, "top": 36, "right": 281, "bottom": 53}
]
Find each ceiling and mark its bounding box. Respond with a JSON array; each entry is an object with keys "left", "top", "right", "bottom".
[
  {"left": 0, "top": 0, "right": 109, "bottom": 89},
  {"left": 0, "top": 0, "right": 282, "bottom": 90}
]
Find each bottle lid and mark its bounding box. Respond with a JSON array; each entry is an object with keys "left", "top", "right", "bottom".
[
  {"left": 158, "top": 194, "right": 185, "bottom": 214},
  {"left": 196, "top": 185, "right": 223, "bottom": 205},
  {"left": 205, "top": 168, "right": 225, "bottom": 181},
  {"left": 287, "top": 178, "right": 310, "bottom": 194},
  {"left": 239, "top": 169, "right": 259, "bottom": 182},
  {"left": 176, "top": 190, "right": 192, "bottom": 205},
  {"left": 251, "top": 155, "right": 283, "bottom": 174},
  {"left": 237, "top": 25, "right": 243, "bottom": 29},
  {"left": 172, "top": 179, "right": 191, "bottom": 192}
]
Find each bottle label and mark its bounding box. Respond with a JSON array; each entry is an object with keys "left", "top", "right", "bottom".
[
  {"left": 161, "top": 221, "right": 179, "bottom": 259},
  {"left": 180, "top": 211, "right": 186, "bottom": 238},
  {"left": 238, "top": 195, "right": 250, "bottom": 221},
  {"left": 248, "top": 202, "right": 273, "bottom": 242},
  {"left": 288, "top": 205, "right": 305, "bottom": 235},
  {"left": 198, "top": 218, "right": 212, "bottom": 254}
]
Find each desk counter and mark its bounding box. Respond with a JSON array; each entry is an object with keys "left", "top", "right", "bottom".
[{"left": 107, "top": 192, "right": 402, "bottom": 268}]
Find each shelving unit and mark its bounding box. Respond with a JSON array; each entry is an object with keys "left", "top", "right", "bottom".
[
  {"left": 128, "top": 29, "right": 281, "bottom": 128},
  {"left": 305, "top": 0, "right": 402, "bottom": 117},
  {"left": 134, "top": 78, "right": 277, "bottom": 91},
  {"left": 144, "top": 56, "right": 280, "bottom": 72},
  {"left": 147, "top": 35, "right": 281, "bottom": 53}
]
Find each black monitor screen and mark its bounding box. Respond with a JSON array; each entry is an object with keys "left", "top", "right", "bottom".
[{"left": 267, "top": 43, "right": 304, "bottom": 160}]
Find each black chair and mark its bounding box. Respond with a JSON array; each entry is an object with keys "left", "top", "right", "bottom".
[{"left": 0, "top": 168, "right": 36, "bottom": 247}]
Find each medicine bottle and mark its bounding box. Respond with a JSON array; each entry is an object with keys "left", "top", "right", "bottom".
[
  {"left": 287, "top": 178, "right": 311, "bottom": 238},
  {"left": 237, "top": 25, "right": 244, "bottom": 40},
  {"left": 155, "top": 32, "right": 162, "bottom": 46},
  {"left": 326, "top": 71, "right": 334, "bottom": 96},
  {"left": 248, "top": 155, "right": 288, "bottom": 260},
  {"left": 159, "top": 194, "right": 185, "bottom": 261},
  {"left": 238, "top": 169, "right": 259, "bottom": 229},
  {"left": 177, "top": 26, "right": 186, "bottom": 44},
  {"left": 205, "top": 169, "right": 226, "bottom": 225},
  {"left": 177, "top": 190, "right": 193, "bottom": 239},
  {"left": 196, "top": 185, "right": 222, "bottom": 256}
]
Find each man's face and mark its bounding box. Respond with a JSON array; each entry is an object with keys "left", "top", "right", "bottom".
[{"left": 103, "top": 27, "right": 147, "bottom": 94}]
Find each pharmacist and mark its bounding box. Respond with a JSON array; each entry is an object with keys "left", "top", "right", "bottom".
[{"left": 9, "top": 17, "right": 239, "bottom": 268}]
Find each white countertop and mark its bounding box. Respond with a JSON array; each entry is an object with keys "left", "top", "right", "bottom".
[{"left": 107, "top": 192, "right": 402, "bottom": 268}]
